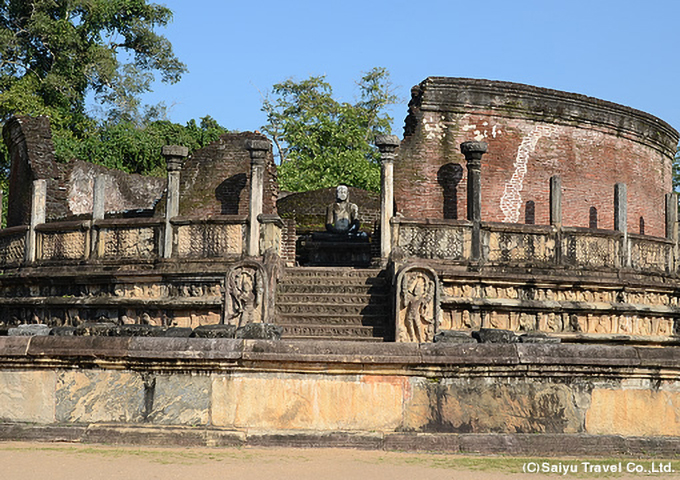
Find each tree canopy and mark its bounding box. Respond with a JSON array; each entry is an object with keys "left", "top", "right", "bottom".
[
  {"left": 261, "top": 67, "right": 399, "bottom": 192},
  {"left": 0, "top": 1, "right": 231, "bottom": 226},
  {"left": 0, "top": 0, "right": 186, "bottom": 129}
]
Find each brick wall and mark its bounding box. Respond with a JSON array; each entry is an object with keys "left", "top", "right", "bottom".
[
  {"left": 178, "top": 132, "right": 277, "bottom": 217},
  {"left": 3, "top": 116, "right": 166, "bottom": 226},
  {"left": 395, "top": 78, "right": 679, "bottom": 238},
  {"left": 281, "top": 218, "right": 297, "bottom": 265}
]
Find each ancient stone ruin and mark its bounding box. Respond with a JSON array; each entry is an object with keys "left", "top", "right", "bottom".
[{"left": 1, "top": 78, "right": 680, "bottom": 454}]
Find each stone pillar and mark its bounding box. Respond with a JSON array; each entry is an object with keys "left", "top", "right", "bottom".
[
  {"left": 549, "top": 176, "right": 562, "bottom": 227},
  {"left": 92, "top": 176, "right": 106, "bottom": 221},
  {"left": 246, "top": 140, "right": 270, "bottom": 257},
  {"left": 25, "top": 179, "right": 46, "bottom": 263},
  {"left": 666, "top": 193, "right": 678, "bottom": 272},
  {"left": 161, "top": 145, "right": 189, "bottom": 259},
  {"left": 376, "top": 135, "right": 400, "bottom": 259},
  {"left": 90, "top": 176, "right": 106, "bottom": 258},
  {"left": 460, "top": 141, "right": 487, "bottom": 261},
  {"left": 614, "top": 183, "right": 630, "bottom": 267},
  {"left": 666, "top": 193, "right": 678, "bottom": 241}
]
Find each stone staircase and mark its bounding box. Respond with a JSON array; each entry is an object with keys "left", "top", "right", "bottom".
[{"left": 275, "top": 267, "right": 392, "bottom": 341}]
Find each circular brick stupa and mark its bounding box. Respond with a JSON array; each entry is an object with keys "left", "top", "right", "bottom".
[{"left": 395, "top": 77, "right": 678, "bottom": 237}]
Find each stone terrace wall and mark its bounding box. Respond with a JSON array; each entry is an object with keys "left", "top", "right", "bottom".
[
  {"left": 3, "top": 338, "right": 680, "bottom": 453},
  {"left": 2, "top": 116, "right": 166, "bottom": 226},
  {"left": 178, "top": 132, "right": 278, "bottom": 217},
  {"left": 395, "top": 78, "right": 679, "bottom": 237}
]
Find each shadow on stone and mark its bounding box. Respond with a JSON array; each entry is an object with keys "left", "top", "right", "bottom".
[
  {"left": 472, "top": 328, "right": 519, "bottom": 343},
  {"left": 191, "top": 325, "right": 237, "bottom": 339},
  {"left": 433, "top": 330, "right": 478, "bottom": 344},
  {"left": 236, "top": 323, "right": 282, "bottom": 340},
  {"left": 163, "top": 327, "right": 194, "bottom": 338}
]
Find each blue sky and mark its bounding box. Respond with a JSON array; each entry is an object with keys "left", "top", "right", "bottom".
[{"left": 141, "top": 0, "right": 680, "bottom": 137}]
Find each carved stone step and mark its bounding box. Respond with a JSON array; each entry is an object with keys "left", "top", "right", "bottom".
[
  {"left": 279, "top": 324, "right": 386, "bottom": 339},
  {"left": 276, "top": 314, "right": 389, "bottom": 326},
  {"left": 277, "top": 283, "right": 387, "bottom": 294},
  {"left": 276, "top": 293, "right": 388, "bottom": 306},
  {"left": 279, "top": 335, "right": 383, "bottom": 342},
  {"left": 283, "top": 267, "right": 385, "bottom": 276},
  {"left": 276, "top": 303, "right": 386, "bottom": 315},
  {"left": 279, "top": 269, "right": 387, "bottom": 284}
]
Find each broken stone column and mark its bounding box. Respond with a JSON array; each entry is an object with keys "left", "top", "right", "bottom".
[
  {"left": 25, "top": 179, "right": 46, "bottom": 263},
  {"left": 666, "top": 193, "right": 678, "bottom": 272},
  {"left": 246, "top": 140, "right": 270, "bottom": 257},
  {"left": 92, "top": 176, "right": 106, "bottom": 221},
  {"left": 460, "top": 141, "right": 487, "bottom": 261},
  {"left": 161, "top": 145, "right": 189, "bottom": 259},
  {"left": 614, "top": 183, "right": 630, "bottom": 267},
  {"left": 376, "top": 135, "right": 400, "bottom": 259},
  {"left": 90, "top": 176, "right": 106, "bottom": 258},
  {"left": 550, "top": 176, "right": 562, "bottom": 227}
]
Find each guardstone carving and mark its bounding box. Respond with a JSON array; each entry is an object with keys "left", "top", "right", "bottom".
[
  {"left": 224, "top": 262, "right": 266, "bottom": 327},
  {"left": 396, "top": 265, "right": 440, "bottom": 342}
]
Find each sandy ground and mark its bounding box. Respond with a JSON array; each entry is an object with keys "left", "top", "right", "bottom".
[{"left": 1, "top": 442, "right": 679, "bottom": 480}]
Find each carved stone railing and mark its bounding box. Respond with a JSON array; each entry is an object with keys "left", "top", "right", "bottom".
[
  {"left": 37, "top": 220, "right": 89, "bottom": 261},
  {"left": 394, "top": 219, "right": 678, "bottom": 274},
  {"left": 173, "top": 216, "right": 246, "bottom": 258},
  {"left": 0, "top": 226, "right": 28, "bottom": 266},
  {"left": 95, "top": 218, "right": 162, "bottom": 260},
  {"left": 0, "top": 216, "right": 257, "bottom": 268},
  {"left": 483, "top": 223, "right": 556, "bottom": 266},
  {"left": 561, "top": 227, "right": 622, "bottom": 269},
  {"left": 629, "top": 234, "right": 674, "bottom": 274},
  {"left": 393, "top": 218, "right": 472, "bottom": 261}
]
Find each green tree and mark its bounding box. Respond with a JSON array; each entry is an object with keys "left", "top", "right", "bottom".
[
  {"left": 0, "top": 0, "right": 186, "bottom": 129},
  {"left": 0, "top": 0, "right": 191, "bottom": 225},
  {"left": 54, "top": 116, "right": 228, "bottom": 176},
  {"left": 261, "top": 67, "right": 399, "bottom": 192}
]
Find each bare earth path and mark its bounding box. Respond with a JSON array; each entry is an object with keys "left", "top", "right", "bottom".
[{"left": 1, "top": 442, "right": 679, "bottom": 480}]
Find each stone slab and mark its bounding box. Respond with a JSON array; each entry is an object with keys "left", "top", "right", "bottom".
[
  {"left": 241, "top": 340, "right": 421, "bottom": 364},
  {"left": 402, "top": 376, "right": 583, "bottom": 434},
  {"left": 56, "top": 370, "right": 145, "bottom": 423},
  {"left": 636, "top": 346, "right": 680, "bottom": 367},
  {"left": 419, "top": 343, "right": 520, "bottom": 365},
  {"left": 0, "top": 370, "right": 56, "bottom": 423},
  {"left": 27, "top": 336, "right": 131, "bottom": 358},
  {"left": 8, "top": 324, "right": 51, "bottom": 336},
  {"left": 0, "top": 336, "right": 30, "bottom": 356},
  {"left": 517, "top": 343, "right": 641, "bottom": 367},
  {"left": 586, "top": 388, "right": 680, "bottom": 436},
  {"left": 1, "top": 423, "right": 680, "bottom": 456},
  {"left": 211, "top": 373, "right": 405, "bottom": 431},
  {"left": 128, "top": 337, "right": 243, "bottom": 360},
  {"left": 148, "top": 374, "right": 210, "bottom": 425},
  {"left": 0, "top": 423, "right": 87, "bottom": 442},
  {"left": 246, "top": 431, "right": 383, "bottom": 449},
  {"left": 82, "top": 424, "right": 208, "bottom": 447},
  {"left": 383, "top": 433, "right": 461, "bottom": 452}
]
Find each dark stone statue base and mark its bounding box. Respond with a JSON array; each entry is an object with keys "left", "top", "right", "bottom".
[{"left": 297, "top": 235, "right": 372, "bottom": 267}]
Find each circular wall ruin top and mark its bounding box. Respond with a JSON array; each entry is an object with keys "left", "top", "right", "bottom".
[{"left": 407, "top": 77, "right": 679, "bottom": 157}]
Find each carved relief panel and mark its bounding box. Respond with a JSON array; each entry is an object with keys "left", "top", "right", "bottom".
[
  {"left": 396, "top": 265, "right": 440, "bottom": 342},
  {"left": 224, "top": 262, "right": 266, "bottom": 327}
]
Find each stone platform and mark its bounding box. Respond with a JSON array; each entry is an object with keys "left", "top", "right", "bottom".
[{"left": 2, "top": 335, "right": 680, "bottom": 454}]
